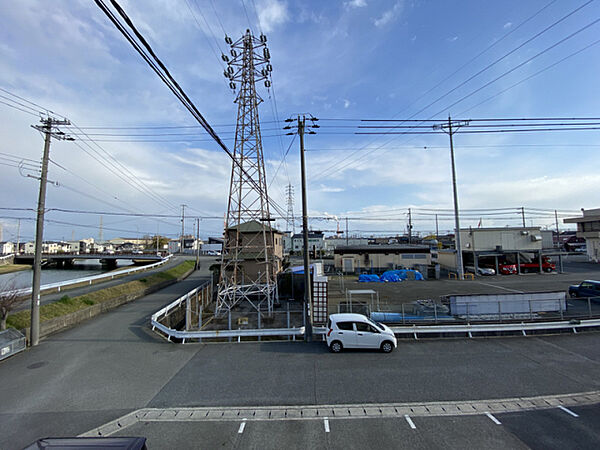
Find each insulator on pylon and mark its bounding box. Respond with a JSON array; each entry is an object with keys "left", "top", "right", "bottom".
[
  {"left": 229, "top": 81, "right": 236, "bottom": 90},
  {"left": 264, "top": 80, "right": 271, "bottom": 88},
  {"left": 227, "top": 66, "right": 234, "bottom": 74},
  {"left": 260, "top": 34, "right": 267, "bottom": 43},
  {"left": 225, "top": 35, "right": 233, "bottom": 44},
  {"left": 266, "top": 63, "right": 273, "bottom": 72},
  {"left": 261, "top": 68, "right": 268, "bottom": 77},
  {"left": 223, "top": 70, "right": 230, "bottom": 78},
  {"left": 221, "top": 54, "right": 229, "bottom": 62},
  {"left": 263, "top": 48, "right": 270, "bottom": 59},
  {"left": 230, "top": 49, "right": 238, "bottom": 57}
]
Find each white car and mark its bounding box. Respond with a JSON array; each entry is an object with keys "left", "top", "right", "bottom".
[
  {"left": 465, "top": 266, "right": 495, "bottom": 276},
  {"left": 326, "top": 313, "right": 397, "bottom": 353}
]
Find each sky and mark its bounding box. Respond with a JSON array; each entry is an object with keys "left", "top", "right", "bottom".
[{"left": 1, "top": 0, "right": 600, "bottom": 243}]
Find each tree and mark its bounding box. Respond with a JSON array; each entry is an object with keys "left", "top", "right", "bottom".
[{"left": 0, "top": 279, "right": 24, "bottom": 330}]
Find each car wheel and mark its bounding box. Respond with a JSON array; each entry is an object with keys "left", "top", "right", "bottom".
[
  {"left": 570, "top": 292, "right": 578, "bottom": 298},
  {"left": 330, "top": 341, "right": 343, "bottom": 353},
  {"left": 544, "top": 267, "right": 552, "bottom": 273},
  {"left": 381, "top": 341, "right": 394, "bottom": 353}
]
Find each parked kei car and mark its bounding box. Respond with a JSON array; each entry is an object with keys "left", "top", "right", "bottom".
[
  {"left": 568, "top": 280, "right": 600, "bottom": 298},
  {"left": 465, "top": 266, "right": 495, "bottom": 276},
  {"left": 326, "top": 313, "right": 397, "bottom": 353}
]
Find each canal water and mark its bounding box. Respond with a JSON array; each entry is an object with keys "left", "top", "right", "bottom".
[{"left": 0, "top": 260, "right": 134, "bottom": 290}]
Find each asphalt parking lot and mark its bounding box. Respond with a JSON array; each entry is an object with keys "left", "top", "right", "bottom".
[
  {"left": 109, "top": 403, "right": 600, "bottom": 449},
  {"left": 330, "top": 255, "right": 600, "bottom": 309}
]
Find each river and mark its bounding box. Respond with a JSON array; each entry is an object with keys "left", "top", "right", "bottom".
[{"left": 0, "top": 260, "right": 134, "bottom": 290}]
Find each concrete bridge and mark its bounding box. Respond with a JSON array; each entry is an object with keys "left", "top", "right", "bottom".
[{"left": 14, "top": 253, "right": 163, "bottom": 269}]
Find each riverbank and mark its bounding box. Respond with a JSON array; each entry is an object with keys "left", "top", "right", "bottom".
[
  {"left": 0, "top": 264, "right": 30, "bottom": 275},
  {"left": 7, "top": 260, "right": 195, "bottom": 334}
]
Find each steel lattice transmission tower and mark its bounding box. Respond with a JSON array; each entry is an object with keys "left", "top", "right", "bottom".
[
  {"left": 285, "top": 183, "right": 295, "bottom": 234},
  {"left": 216, "top": 29, "right": 277, "bottom": 316}
]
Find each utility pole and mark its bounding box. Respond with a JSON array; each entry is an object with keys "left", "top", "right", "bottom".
[
  {"left": 180, "top": 204, "right": 187, "bottom": 254},
  {"left": 285, "top": 114, "right": 318, "bottom": 341},
  {"left": 299, "top": 115, "right": 312, "bottom": 342},
  {"left": 408, "top": 208, "right": 412, "bottom": 244},
  {"left": 345, "top": 217, "right": 349, "bottom": 245},
  {"left": 195, "top": 218, "right": 201, "bottom": 270},
  {"left": 555, "top": 209, "right": 563, "bottom": 273},
  {"left": 30, "top": 116, "right": 72, "bottom": 346},
  {"left": 16, "top": 219, "right": 20, "bottom": 254},
  {"left": 435, "top": 214, "right": 439, "bottom": 240},
  {"left": 99, "top": 215, "right": 103, "bottom": 242},
  {"left": 434, "top": 116, "right": 469, "bottom": 281},
  {"left": 521, "top": 207, "right": 526, "bottom": 228}
]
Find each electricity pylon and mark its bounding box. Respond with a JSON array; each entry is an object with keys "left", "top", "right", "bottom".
[
  {"left": 216, "top": 29, "right": 277, "bottom": 316},
  {"left": 285, "top": 183, "right": 295, "bottom": 234}
]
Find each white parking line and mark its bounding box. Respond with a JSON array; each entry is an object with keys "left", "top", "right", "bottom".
[
  {"left": 404, "top": 415, "right": 416, "bottom": 430},
  {"left": 238, "top": 419, "right": 247, "bottom": 434},
  {"left": 474, "top": 281, "right": 524, "bottom": 293},
  {"left": 324, "top": 418, "right": 330, "bottom": 433},
  {"left": 485, "top": 412, "right": 502, "bottom": 425},
  {"left": 558, "top": 406, "right": 579, "bottom": 417}
]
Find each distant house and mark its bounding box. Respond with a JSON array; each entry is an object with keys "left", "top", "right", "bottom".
[
  {"left": 287, "top": 230, "right": 324, "bottom": 255},
  {"left": 0, "top": 241, "right": 14, "bottom": 255}
]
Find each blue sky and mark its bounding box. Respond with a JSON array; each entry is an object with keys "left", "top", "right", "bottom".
[{"left": 1, "top": 0, "right": 600, "bottom": 242}]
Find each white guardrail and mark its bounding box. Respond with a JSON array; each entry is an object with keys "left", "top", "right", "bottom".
[
  {"left": 10, "top": 254, "right": 172, "bottom": 297},
  {"left": 151, "top": 285, "right": 600, "bottom": 343}
]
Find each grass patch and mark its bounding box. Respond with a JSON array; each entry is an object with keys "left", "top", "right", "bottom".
[
  {"left": 7, "top": 260, "right": 195, "bottom": 330},
  {"left": 0, "top": 264, "right": 30, "bottom": 275}
]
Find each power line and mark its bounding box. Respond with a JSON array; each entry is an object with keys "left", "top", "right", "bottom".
[
  {"left": 308, "top": 2, "right": 599, "bottom": 181},
  {"left": 94, "top": 0, "right": 288, "bottom": 218}
]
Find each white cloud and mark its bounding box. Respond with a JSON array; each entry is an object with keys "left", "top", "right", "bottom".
[
  {"left": 343, "top": 99, "right": 351, "bottom": 109},
  {"left": 345, "top": 0, "right": 367, "bottom": 9},
  {"left": 256, "top": 0, "right": 289, "bottom": 32},
  {"left": 373, "top": 1, "right": 405, "bottom": 27},
  {"left": 319, "top": 185, "right": 345, "bottom": 193},
  {"left": 447, "top": 36, "right": 458, "bottom": 42},
  {"left": 503, "top": 22, "right": 512, "bottom": 29}
]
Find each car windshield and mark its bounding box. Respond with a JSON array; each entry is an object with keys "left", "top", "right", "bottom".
[{"left": 366, "top": 318, "right": 383, "bottom": 330}]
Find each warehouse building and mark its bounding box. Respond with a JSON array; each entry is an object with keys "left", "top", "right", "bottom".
[
  {"left": 564, "top": 208, "right": 600, "bottom": 262},
  {"left": 334, "top": 244, "right": 431, "bottom": 273},
  {"left": 437, "top": 226, "right": 557, "bottom": 274}
]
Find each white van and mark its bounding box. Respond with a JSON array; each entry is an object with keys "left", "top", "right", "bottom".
[{"left": 326, "top": 313, "right": 397, "bottom": 353}]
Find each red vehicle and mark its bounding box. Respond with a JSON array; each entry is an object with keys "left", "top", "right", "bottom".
[
  {"left": 519, "top": 256, "right": 556, "bottom": 273},
  {"left": 498, "top": 264, "right": 517, "bottom": 275}
]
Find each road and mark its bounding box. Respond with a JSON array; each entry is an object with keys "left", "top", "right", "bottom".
[{"left": 1, "top": 260, "right": 599, "bottom": 448}]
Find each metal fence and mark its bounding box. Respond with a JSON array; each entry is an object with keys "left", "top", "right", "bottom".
[
  {"left": 0, "top": 328, "right": 26, "bottom": 361},
  {"left": 367, "top": 296, "right": 600, "bottom": 325},
  {"left": 151, "top": 282, "right": 306, "bottom": 343}
]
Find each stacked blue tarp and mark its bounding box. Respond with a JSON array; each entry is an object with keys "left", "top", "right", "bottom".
[
  {"left": 358, "top": 274, "right": 381, "bottom": 282},
  {"left": 380, "top": 272, "right": 402, "bottom": 282},
  {"left": 380, "top": 269, "right": 424, "bottom": 282}
]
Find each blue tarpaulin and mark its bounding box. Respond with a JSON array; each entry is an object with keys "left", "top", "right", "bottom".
[
  {"left": 358, "top": 274, "right": 381, "bottom": 282},
  {"left": 380, "top": 269, "right": 424, "bottom": 282}
]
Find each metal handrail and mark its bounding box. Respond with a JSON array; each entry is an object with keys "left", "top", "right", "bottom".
[{"left": 8, "top": 254, "right": 172, "bottom": 297}]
